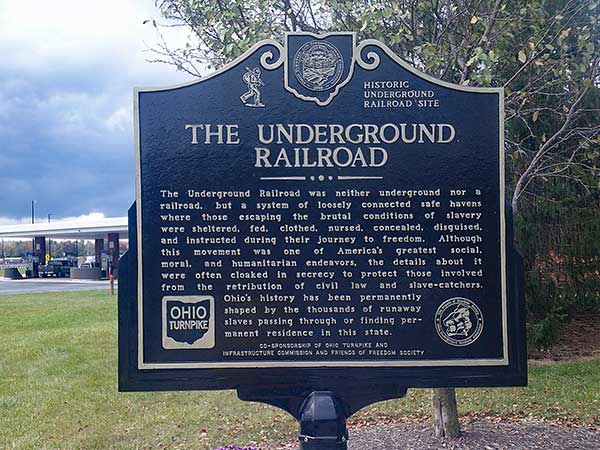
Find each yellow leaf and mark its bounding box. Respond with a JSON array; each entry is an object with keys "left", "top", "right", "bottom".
[
  {"left": 532, "top": 111, "right": 539, "bottom": 122},
  {"left": 470, "top": 16, "right": 478, "bottom": 24},
  {"left": 518, "top": 49, "right": 527, "bottom": 63}
]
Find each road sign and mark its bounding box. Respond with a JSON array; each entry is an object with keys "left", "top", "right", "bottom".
[{"left": 119, "top": 32, "right": 526, "bottom": 434}]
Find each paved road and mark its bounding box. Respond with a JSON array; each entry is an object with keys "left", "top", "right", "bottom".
[{"left": 0, "top": 278, "right": 115, "bottom": 295}]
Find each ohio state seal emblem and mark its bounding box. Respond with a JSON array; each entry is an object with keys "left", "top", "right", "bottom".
[{"left": 293, "top": 40, "right": 344, "bottom": 92}]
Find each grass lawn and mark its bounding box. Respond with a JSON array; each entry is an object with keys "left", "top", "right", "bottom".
[{"left": 1, "top": 291, "right": 599, "bottom": 449}]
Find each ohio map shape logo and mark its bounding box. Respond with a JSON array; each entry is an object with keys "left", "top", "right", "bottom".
[{"left": 162, "top": 296, "right": 215, "bottom": 349}]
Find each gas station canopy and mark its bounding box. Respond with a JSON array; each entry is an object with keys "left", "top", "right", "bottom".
[{"left": 0, "top": 217, "right": 128, "bottom": 240}]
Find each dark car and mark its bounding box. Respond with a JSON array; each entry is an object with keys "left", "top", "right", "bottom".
[{"left": 38, "top": 259, "right": 76, "bottom": 278}]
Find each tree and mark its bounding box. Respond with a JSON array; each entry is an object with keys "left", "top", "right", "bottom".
[
  {"left": 149, "top": 0, "right": 600, "bottom": 213},
  {"left": 147, "top": 0, "right": 600, "bottom": 437}
]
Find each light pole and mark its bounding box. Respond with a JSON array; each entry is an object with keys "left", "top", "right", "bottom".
[
  {"left": 47, "top": 213, "right": 53, "bottom": 259},
  {"left": 30, "top": 200, "right": 37, "bottom": 277},
  {"left": 31, "top": 200, "right": 36, "bottom": 255}
]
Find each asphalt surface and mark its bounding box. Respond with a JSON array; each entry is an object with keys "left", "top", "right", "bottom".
[
  {"left": 0, "top": 278, "right": 114, "bottom": 295},
  {"left": 343, "top": 421, "right": 600, "bottom": 450},
  {"left": 274, "top": 422, "right": 600, "bottom": 450}
]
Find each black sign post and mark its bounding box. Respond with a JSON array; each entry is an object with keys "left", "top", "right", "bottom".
[{"left": 119, "top": 33, "right": 526, "bottom": 448}]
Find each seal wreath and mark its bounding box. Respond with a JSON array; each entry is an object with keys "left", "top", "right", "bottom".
[{"left": 293, "top": 40, "right": 344, "bottom": 92}]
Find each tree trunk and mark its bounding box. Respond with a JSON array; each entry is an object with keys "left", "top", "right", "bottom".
[{"left": 431, "top": 388, "right": 460, "bottom": 438}]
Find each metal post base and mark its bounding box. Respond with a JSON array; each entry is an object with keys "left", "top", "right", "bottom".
[{"left": 298, "top": 391, "right": 348, "bottom": 450}]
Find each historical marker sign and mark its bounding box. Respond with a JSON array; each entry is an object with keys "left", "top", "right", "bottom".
[{"left": 119, "top": 33, "right": 526, "bottom": 400}]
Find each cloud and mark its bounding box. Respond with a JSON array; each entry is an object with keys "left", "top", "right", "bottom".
[
  {"left": 0, "top": 0, "right": 195, "bottom": 221},
  {"left": 0, "top": 217, "right": 30, "bottom": 227},
  {"left": 106, "top": 106, "right": 131, "bottom": 133},
  {"left": 0, "top": 212, "right": 112, "bottom": 227}
]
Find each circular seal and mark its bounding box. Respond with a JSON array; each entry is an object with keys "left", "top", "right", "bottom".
[
  {"left": 293, "top": 40, "right": 344, "bottom": 92},
  {"left": 435, "top": 297, "right": 484, "bottom": 347}
]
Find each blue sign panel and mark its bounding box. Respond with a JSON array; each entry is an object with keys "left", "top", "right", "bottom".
[{"left": 119, "top": 33, "right": 526, "bottom": 395}]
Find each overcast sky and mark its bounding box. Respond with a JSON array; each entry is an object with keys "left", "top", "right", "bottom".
[{"left": 0, "top": 0, "right": 194, "bottom": 225}]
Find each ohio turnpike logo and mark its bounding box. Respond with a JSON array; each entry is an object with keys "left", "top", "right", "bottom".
[
  {"left": 162, "top": 296, "right": 215, "bottom": 349},
  {"left": 435, "top": 297, "right": 484, "bottom": 347}
]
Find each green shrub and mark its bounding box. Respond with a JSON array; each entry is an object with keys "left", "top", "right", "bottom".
[{"left": 515, "top": 181, "right": 600, "bottom": 349}]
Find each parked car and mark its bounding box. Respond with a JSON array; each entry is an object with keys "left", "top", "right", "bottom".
[
  {"left": 79, "top": 262, "right": 100, "bottom": 268},
  {"left": 38, "top": 259, "right": 77, "bottom": 278}
]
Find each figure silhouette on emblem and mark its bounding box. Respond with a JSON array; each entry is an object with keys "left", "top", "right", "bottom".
[
  {"left": 240, "top": 67, "right": 265, "bottom": 107},
  {"left": 443, "top": 306, "right": 473, "bottom": 337}
]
